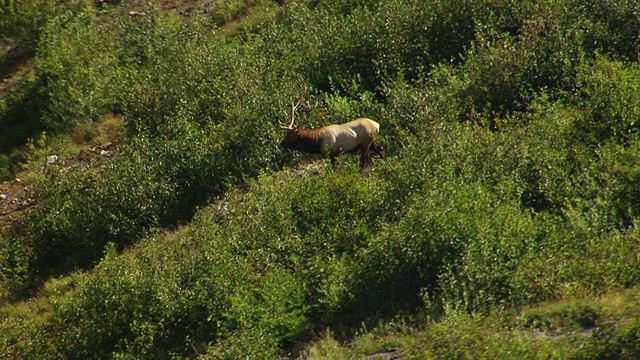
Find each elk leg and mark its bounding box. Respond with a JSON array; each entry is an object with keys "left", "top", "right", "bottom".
[
  {"left": 370, "top": 142, "right": 384, "bottom": 158},
  {"left": 360, "top": 143, "right": 373, "bottom": 168}
]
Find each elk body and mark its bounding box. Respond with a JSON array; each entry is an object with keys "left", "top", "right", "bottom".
[{"left": 280, "top": 102, "right": 382, "bottom": 168}]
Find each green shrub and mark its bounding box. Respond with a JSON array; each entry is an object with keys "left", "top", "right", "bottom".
[
  {"left": 375, "top": 0, "right": 477, "bottom": 76},
  {"left": 575, "top": 0, "right": 640, "bottom": 63},
  {"left": 29, "top": 236, "right": 228, "bottom": 359},
  {"left": 216, "top": 269, "right": 309, "bottom": 356},
  {"left": 3, "top": 0, "right": 640, "bottom": 357},
  {"left": 1, "top": 6, "right": 312, "bottom": 296},
  {"left": 0, "top": 76, "right": 46, "bottom": 155},
  {"left": 0, "top": 234, "right": 34, "bottom": 302},
  {"left": 0, "top": 0, "right": 95, "bottom": 51},
  {"left": 19, "top": 120, "right": 232, "bottom": 276},
  {"left": 574, "top": 59, "right": 640, "bottom": 145},
  {"left": 584, "top": 138, "right": 640, "bottom": 230},
  {"left": 319, "top": 184, "right": 474, "bottom": 324},
  {"left": 35, "top": 11, "right": 118, "bottom": 130}
]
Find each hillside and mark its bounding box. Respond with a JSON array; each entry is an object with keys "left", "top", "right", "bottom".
[{"left": 1, "top": 0, "right": 640, "bottom": 358}]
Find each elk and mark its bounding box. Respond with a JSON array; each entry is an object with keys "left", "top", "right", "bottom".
[{"left": 279, "top": 102, "right": 382, "bottom": 168}]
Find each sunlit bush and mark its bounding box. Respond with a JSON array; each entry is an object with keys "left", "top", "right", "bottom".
[{"left": 2, "top": 0, "right": 640, "bottom": 358}]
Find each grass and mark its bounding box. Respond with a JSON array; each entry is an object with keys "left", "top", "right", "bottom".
[
  {"left": 302, "top": 287, "right": 640, "bottom": 359},
  {"left": 219, "top": 1, "right": 280, "bottom": 36}
]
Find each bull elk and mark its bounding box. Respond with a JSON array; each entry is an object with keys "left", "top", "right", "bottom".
[{"left": 279, "top": 102, "right": 382, "bottom": 168}]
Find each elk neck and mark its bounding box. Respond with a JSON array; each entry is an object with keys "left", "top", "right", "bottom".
[{"left": 294, "top": 128, "right": 325, "bottom": 154}]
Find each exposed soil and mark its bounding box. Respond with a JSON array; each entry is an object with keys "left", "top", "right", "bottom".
[
  {"left": 0, "top": 178, "right": 35, "bottom": 232},
  {"left": 0, "top": 141, "right": 118, "bottom": 232},
  {"left": 364, "top": 348, "right": 405, "bottom": 360}
]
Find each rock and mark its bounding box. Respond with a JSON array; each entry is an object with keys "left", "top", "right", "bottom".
[
  {"left": 0, "top": 194, "right": 6, "bottom": 200},
  {"left": 100, "top": 142, "right": 114, "bottom": 150},
  {"left": 46, "top": 155, "right": 59, "bottom": 165},
  {"left": 217, "top": 201, "right": 230, "bottom": 215},
  {"left": 180, "top": 6, "right": 194, "bottom": 15}
]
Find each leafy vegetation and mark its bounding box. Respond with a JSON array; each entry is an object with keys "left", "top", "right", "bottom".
[{"left": 1, "top": 0, "right": 640, "bottom": 358}]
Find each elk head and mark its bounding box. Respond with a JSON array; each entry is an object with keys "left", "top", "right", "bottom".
[{"left": 279, "top": 101, "right": 317, "bottom": 149}]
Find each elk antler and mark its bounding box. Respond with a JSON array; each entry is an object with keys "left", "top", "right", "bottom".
[
  {"left": 301, "top": 100, "right": 318, "bottom": 123},
  {"left": 280, "top": 101, "right": 300, "bottom": 130}
]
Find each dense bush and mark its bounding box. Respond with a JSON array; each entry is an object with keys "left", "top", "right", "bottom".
[
  {"left": 2, "top": 0, "right": 640, "bottom": 358},
  {"left": 1, "top": 5, "right": 309, "bottom": 294},
  {"left": 0, "top": 0, "right": 96, "bottom": 51},
  {"left": 574, "top": 59, "right": 640, "bottom": 145},
  {"left": 0, "top": 0, "right": 103, "bottom": 155}
]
